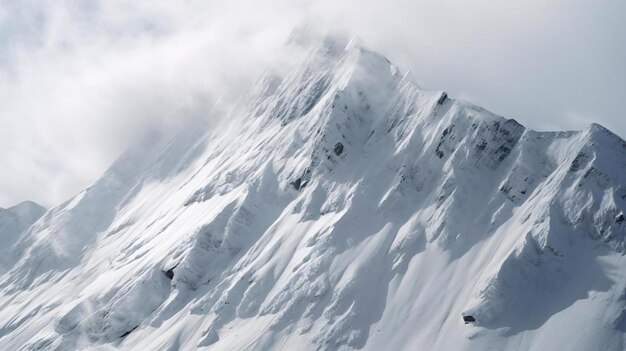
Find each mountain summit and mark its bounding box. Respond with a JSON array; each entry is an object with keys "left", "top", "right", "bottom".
[{"left": 1, "top": 35, "right": 625, "bottom": 351}]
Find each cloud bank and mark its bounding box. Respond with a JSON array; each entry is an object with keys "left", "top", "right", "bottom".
[{"left": 0, "top": 0, "right": 624, "bottom": 207}]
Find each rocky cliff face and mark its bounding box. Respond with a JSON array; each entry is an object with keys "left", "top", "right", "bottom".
[{"left": 1, "top": 35, "right": 625, "bottom": 351}]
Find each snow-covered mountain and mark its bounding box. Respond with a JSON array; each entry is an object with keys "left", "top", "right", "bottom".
[
  {"left": 0, "top": 201, "right": 46, "bottom": 268},
  {"left": 1, "top": 34, "right": 625, "bottom": 351}
]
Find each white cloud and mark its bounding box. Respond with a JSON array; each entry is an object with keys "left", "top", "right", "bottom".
[{"left": 0, "top": 0, "right": 624, "bottom": 207}]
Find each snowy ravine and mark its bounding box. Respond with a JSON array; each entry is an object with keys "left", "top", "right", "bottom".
[{"left": 1, "top": 34, "right": 626, "bottom": 351}]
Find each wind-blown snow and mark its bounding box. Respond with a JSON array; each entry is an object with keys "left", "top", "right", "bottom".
[{"left": 1, "top": 34, "right": 625, "bottom": 351}]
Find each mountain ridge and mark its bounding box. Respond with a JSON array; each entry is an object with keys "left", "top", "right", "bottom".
[{"left": 0, "top": 34, "right": 625, "bottom": 351}]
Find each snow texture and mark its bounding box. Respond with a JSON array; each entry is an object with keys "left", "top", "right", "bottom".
[{"left": 1, "top": 33, "right": 626, "bottom": 351}]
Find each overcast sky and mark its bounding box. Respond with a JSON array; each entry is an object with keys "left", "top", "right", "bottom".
[{"left": 0, "top": 0, "right": 624, "bottom": 208}]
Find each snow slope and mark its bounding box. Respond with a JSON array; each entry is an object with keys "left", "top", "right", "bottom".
[
  {"left": 1, "top": 34, "right": 626, "bottom": 351},
  {"left": 0, "top": 201, "right": 46, "bottom": 269}
]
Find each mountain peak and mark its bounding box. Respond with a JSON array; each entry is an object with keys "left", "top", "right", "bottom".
[
  {"left": 1, "top": 40, "right": 625, "bottom": 351},
  {"left": 585, "top": 122, "right": 626, "bottom": 147},
  {"left": 286, "top": 26, "right": 351, "bottom": 57},
  {"left": 8, "top": 200, "right": 45, "bottom": 211},
  {"left": 1, "top": 200, "right": 46, "bottom": 221}
]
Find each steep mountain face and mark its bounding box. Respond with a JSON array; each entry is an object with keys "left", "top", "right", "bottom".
[
  {"left": 0, "top": 201, "right": 46, "bottom": 269},
  {"left": 1, "top": 35, "right": 625, "bottom": 351}
]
